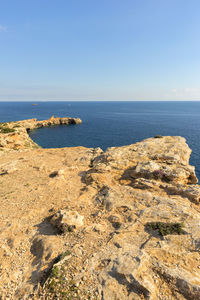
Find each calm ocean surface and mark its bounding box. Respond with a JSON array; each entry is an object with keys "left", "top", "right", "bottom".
[{"left": 0, "top": 101, "right": 200, "bottom": 181}]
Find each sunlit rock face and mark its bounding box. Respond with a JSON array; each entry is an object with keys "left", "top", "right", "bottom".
[
  {"left": 0, "top": 116, "right": 82, "bottom": 151},
  {"left": 0, "top": 126, "right": 200, "bottom": 299}
]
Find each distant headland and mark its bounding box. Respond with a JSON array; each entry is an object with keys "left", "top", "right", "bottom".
[{"left": 0, "top": 115, "right": 82, "bottom": 151}]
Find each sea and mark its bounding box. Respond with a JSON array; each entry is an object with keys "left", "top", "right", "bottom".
[{"left": 0, "top": 101, "right": 200, "bottom": 181}]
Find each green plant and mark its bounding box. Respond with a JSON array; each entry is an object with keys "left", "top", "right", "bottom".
[
  {"left": 60, "top": 250, "right": 71, "bottom": 259},
  {"left": 51, "top": 266, "right": 59, "bottom": 278},
  {"left": 41, "top": 250, "right": 97, "bottom": 299},
  {"left": 0, "top": 126, "right": 15, "bottom": 133},
  {"left": 43, "top": 264, "right": 80, "bottom": 299},
  {"left": 145, "top": 221, "right": 185, "bottom": 236}
]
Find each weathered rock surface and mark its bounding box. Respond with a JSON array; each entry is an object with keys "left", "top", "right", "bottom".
[
  {"left": 50, "top": 209, "right": 84, "bottom": 233},
  {"left": 0, "top": 130, "right": 200, "bottom": 299},
  {"left": 0, "top": 116, "right": 82, "bottom": 152}
]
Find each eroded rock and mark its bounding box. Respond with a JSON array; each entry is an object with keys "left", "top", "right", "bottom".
[
  {"left": 0, "top": 116, "right": 82, "bottom": 152},
  {"left": 0, "top": 135, "right": 200, "bottom": 299},
  {"left": 50, "top": 209, "right": 84, "bottom": 233}
]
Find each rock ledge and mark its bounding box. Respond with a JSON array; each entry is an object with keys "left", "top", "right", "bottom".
[
  {"left": 0, "top": 116, "right": 82, "bottom": 151},
  {"left": 0, "top": 122, "right": 200, "bottom": 299}
]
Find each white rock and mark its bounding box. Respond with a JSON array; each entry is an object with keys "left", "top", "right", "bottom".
[{"left": 50, "top": 209, "right": 84, "bottom": 233}]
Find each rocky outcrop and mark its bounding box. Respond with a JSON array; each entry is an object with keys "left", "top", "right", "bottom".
[
  {"left": 0, "top": 116, "right": 82, "bottom": 151},
  {"left": 21, "top": 115, "right": 82, "bottom": 131},
  {"left": 0, "top": 133, "right": 200, "bottom": 299},
  {"left": 50, "top": 209, "right": 84, "bottom": 233}
]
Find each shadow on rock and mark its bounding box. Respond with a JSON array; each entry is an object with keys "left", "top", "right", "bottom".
[{"left": 34, "top": 217, "right": 60, "bottom": 236}]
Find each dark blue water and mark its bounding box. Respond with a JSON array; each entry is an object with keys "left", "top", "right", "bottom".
[{"left": 0, "top": 101, "right": 200, "bottom": 181}]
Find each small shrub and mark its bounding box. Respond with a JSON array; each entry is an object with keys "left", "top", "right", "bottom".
[
  {"left": 55, "top": 250, "right": 71, "bottom": 262},
  {"left": 61, "top": 250, "right": 71, "bottom": 258},
  {"left": 154, "top": 135, "right": 163, "bottom": 138},
  {"left": 145, "top": 221, "right": 185, "bottom": 236},
  {"left": 51, "top": 266, "right": 59, "bottom": 278},
  {"left": 0, "top": 126, "right": 15, "bottom": 133}
]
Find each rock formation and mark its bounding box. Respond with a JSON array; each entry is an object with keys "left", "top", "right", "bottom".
[
  {"left": 0, "top": 118, "right": 200, "bottom": 299},
  {"left": 0, "top": 116, "right": 82, "bottom": 152}
]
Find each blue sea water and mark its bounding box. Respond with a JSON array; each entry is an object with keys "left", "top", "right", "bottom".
[{"left": 0, "top": 101, "right": 200, "bottom": 181}]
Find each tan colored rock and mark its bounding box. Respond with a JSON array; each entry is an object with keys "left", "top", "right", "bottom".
[
  {"left": 161, "top": 182, "right": 200, "bottom": 203},
  {"left": 0, "top": 134, "right": 199, "bottom": 299},
  {"left": 0, "top": 116, "right": 82, "bottom": 152},
  {"left": 0, "top": 160, "right": 18, "bottom": 174},
  {"left": 91, "top": 136, "right": 198, "bottom": 186},
  {"left": 50, "top": 209, "right": 84, "bottom": 233}
]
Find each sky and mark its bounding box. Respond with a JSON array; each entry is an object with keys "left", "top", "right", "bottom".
[{"left": 0, "top": 0, "right": 200, "bottom": 101}]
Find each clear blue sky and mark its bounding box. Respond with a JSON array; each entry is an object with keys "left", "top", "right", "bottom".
[{"left": 0, "top": 0, "right": 200, "bottom": 101}]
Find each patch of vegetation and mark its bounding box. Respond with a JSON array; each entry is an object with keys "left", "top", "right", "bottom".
[
  {"left": 13, "top": 124, "right": 21, "bottom": 128},
  {"left": 51, "top": 266, "right": 60, "bottom": 278},
  {"left": 54, "top": 250, "right": 71, "bottom": 263},
  {"left": 24, "top": 141, "right": 32, "bottom": 148},
  {"left": 39, "top": 250, "right": 100, "bottom": 299},
  {"left": 145, "top": 221, "right": 185, "bottom": 236},
  {"left": 32, "top": 142, "right": 42, "bottom": 149},
  {"left": 43, "top": 264, "right": 80, "bottom": 299},
  {"left": 13, "top": 146, "right": 19, "bottom": 151},
  {"left": 154, "top": 135, "right": 163, "bottom": 138},
  {"left": 60, "top": 250, "right": 71, "bottom": 259},
  {"left": 0, "top": 126, "right": 15, "bottom": 133}
]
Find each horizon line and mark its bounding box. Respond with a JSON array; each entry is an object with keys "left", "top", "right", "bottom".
[{"left": 0, "top": 99, "right": 200, "bottom": 102}]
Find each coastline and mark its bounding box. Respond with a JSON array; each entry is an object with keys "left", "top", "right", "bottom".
[
  {"left": 0, "top": 116, "right": 82, "bottom": 152},
  {"left": 0, "top": 118, "right": 200, "bottom": 298}
]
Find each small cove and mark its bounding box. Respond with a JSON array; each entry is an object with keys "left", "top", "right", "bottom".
[{"left": 0, "top": 101, "right": 200, "bottom": 181}]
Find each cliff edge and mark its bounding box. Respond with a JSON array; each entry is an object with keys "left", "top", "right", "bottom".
[
  {"left": 0, "top": 120, "right": 200, "bottom": 299},
  {"left": 0, "top": 116, "right": 82, "bottom": 151}
]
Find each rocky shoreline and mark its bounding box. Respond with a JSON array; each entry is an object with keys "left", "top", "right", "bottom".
[
  {"left": 0, "top": 118, "right": 200, "bottom": 299},
  {"left": 0, "top": 116, "right": 82, "bottom": 152}
]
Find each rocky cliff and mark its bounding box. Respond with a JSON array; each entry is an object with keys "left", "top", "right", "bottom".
[
  {"left": 0, "top": 118, "right": 200, "bottom": 299},
  {"left": 0, "top": 116, "right": 82, "bottom": 152}
]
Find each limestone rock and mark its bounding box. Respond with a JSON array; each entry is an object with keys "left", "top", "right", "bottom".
[
  {"left": 0, "top": 116, "right": 82, "bottom": 152},
  {"left": 162, "top": 183, "right": 200, "bottom": 203},
  {"left": 0, "top": 135, "right": 200, "bottom": 299},
  {"left": 97, "top": 250, "right": 155, "bottom": 299},
  {"left": 50, "top": 209, "right": 84, "bottom": 233},
  {"left": 0, "top": 160, "right": 18, "bottom": 175}
]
